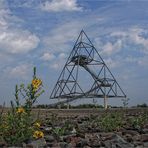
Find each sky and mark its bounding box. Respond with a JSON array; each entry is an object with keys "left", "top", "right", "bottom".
[{"left": 0, "top": 0, "right": 148, "bottom": 107}]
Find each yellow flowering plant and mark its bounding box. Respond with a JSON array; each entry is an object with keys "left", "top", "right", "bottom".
[
  {"left": 32, "top": 78, "right": 42, "bottom": 91},
  {"left": 33, "top": 130, "right": 44, "bottom": 139},
  {"left": 16, "top": 107, "right": 26, "bottom": 114},
  {"left": 33, "top": 122, "right": 41, "bottom": 128},
  {"left": 0, "top": 67, "right": 44, "bottom": 146}
]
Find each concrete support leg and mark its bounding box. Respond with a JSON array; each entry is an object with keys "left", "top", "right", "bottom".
[
  {"left": 58, "top": 98, "right": 61, "bottom": 109},
  {"left": 104, "top": 95, "right": 108, "bottom": 109},
  {"left": 67, "top": 99, "right": 69, "bottom": 109}
]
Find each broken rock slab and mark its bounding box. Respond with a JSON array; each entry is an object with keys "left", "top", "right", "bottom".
[
  {"left": 26, "top": 138, "right": 46, "bottom": 148},
  {"left": 103, "top": 134, "right": 134, "bottom": 148}
]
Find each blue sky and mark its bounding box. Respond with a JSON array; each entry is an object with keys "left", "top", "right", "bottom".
[{"left": 0, "top": 0, "right": 148, "bottom": 106}]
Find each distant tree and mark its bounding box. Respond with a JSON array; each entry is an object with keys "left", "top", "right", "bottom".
[
  {"left": 137, "top": 103, "right": 147, "bottom": 108},
  {"left": 122, "top": 98, "right": 130, "bottom": 108},
  {"left": 35, "top": 103, "right": 105, "bottom": 109}
]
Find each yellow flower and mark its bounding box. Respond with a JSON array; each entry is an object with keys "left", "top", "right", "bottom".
[
  {"left": 33, "top": 130, "right": 44, "bottom": 139},
  {"left": 34, "top": 122, "right": 41, "bottom": 128},
  {"left": 16, "top": 107, "right": 25, "bottom": 114},
  {"left": 32, "top": 78, "right": 42, "bottom": 91}
]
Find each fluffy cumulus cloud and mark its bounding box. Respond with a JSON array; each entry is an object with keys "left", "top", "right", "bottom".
[
  {"left": 110, "top": 27, "right": 148, "bottom": 54},
  {"left": 40, "top": 52, "right": 56, "bottom": 61},
  {"left": 0, "top": 29, "right": 40, "bottom": 54},
  {"left": 3, "top": 64, "right": 33, "bottom": 79},
  {"left": 129, "top": 28, "right": 148, "bottom": 53},
  {"left": 101, "top": 39, "right": 122, "bottom": 56},
  {"left": 43, "top": 21, "right": 84, "bottom": 53},
  {"left": 0, "top": 1, "right": 40, "bottom": 54},
  {"left": 40, "top": 0, "right": 82, "bottom": 12},
  {"left": 40, "top": 51, "right": 67, "bottom": 70},
  {"left": 91, "top": 26, "right": 148, "bottom": 71},
  {"left": 42, "top": 21, "right": 87, "bottom": 70},
  {"left": 104, "top": 58, "right": 120, "bottom": 68},
  {"left": 49, "top": 53, "right": 67, "bottom": 70},
  {"left": 0, "top": 1, "right": 9, "bottom": 28}
]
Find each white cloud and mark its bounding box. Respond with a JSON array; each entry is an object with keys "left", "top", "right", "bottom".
[
  {"left": 43, "top": 21, "right": 84, "bottom": 53},
  {"left": 101, "top": 39, "right": 122, "bottom": 55},
  {"left": 3, "top": 64, "right": 33, "bottom": 79},
  {"left": 124, "top": 56, "right": 138, "bottom": 63},
  {"left": 129, "top": 27, "right": 148, "bottom": 52},
  {"left": 50, "top": 63, "right": 60, "bottom": 70},
  {"left": 49, "top": 53, "right": 67, "bottom": 70},
  {"left": 40, "top": 0, "right": 82, "bottom": 12},
  {"left": 0, "top": 29, "right": 40, "bottom": 54},
  {"left": 50, "top": 59, "right": 65, "bottom": 70},
  {"left": 110, "top": 31, "right": 127, "bottom": 37},
  {"left": 40, "top": 51, "right": 68, "bottom": 69},
  {"left": 110, "top": 27, "right": 148, "bottom": 54},
  {"left": 104, "top": 58, "right": 120, "bottom": 68},
  {"left": 138, "top": 56, "right": 148, "bottom": 67},
  {"left": 41, "top": 52, "right": 56, "bottom": 61},
  {"left": 42, "top": 13, "right": 104, "bottom": 55},
  {"left": 42, "top": 23, "right": 79, "bottom": 70},
  {"left": 0, "top": 8, "right": 9, "bottom": 30},
  {"left": 0, "top": 1, "right": 40, "bottom": 54},
  {"left": 59, "top": 53, "right": 67, "bottom": 59}
]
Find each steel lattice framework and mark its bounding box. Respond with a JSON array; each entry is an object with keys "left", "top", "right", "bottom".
[{"left": 50, "top": 30, "right": 126, "bottom": 108}]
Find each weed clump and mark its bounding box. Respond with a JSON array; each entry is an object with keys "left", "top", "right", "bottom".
[{"left": 0, "top": 67, "right": 44, "bottom": 146}]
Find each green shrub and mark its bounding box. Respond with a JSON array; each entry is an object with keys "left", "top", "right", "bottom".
[
  {"left": 129, "top": 113, "right": 148, "bottom": 129},
  {"left": 0, "top": 67, "right": 44, "bottom": 146},
  {"left": 99, "top": 113, "right": 124, "bottom": 132}
]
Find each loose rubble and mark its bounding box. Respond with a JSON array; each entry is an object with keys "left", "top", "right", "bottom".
[{"left": 1, "top": 109, "right": 148, "bottom": 148}]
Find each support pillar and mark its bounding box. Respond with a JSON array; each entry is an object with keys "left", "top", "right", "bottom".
[
  {"left": 67, "top": 99, "right": 69, "bottom": 109},
  {"left": 58, "top": 98, "right": 61, "bottom": 109},
  {"left": 104, "top": 95, "right": 108, "bottom": 109}
]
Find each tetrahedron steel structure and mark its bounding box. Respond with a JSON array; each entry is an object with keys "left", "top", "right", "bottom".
[{"left": 50, "top": 30, "right": 126, "bottom": 108}]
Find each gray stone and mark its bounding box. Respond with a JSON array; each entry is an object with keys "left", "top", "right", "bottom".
[
  {"left": 62, "top": 134, "right": 76, "bottom": 143},
  {"left": 125, "top": 134, "right": 133, "bottom": 142},
  {"left": 28, "top": 138, "right": 46, "bottom": 148},
  {"left": 59, "top": 142, "right": 68, "bottom": 148},
  {"left": 103, "top": 134, "right": 134, "bottom": 148},
  {"left": 76, "top": 139, "right": 88, "bottom": 147},
  {"left": 122, "top": 129, "right": 139, "bottom": 136},
  {"left": 89, "top": 140, "right": 101, "bottom": 147},
  {"left": 141, "top": 134, "right": 148, "bottom": 142},
  {"left": 135, "top": 146, "right": 144, "bottom": 148},
  {"left": 144, "top": 142, "right": 148, "bottom": 147},
  {"left": 100, "top": 132, "right": 114, "bottom": 140},
  {"left": 66, "top": 143, "right": 73, "bottom": 148},
  {"left": 133, "top": 134, "right": 141, "bottom": 141},
  {"left": 103, "top": 141, "right": 115, "bottom": 148},
  {"left": 142, "top": 128, "right": 148, "bottom": 134},
  {"left": 44, "top": 135, "right": 55, "bottom": 142},
  {"left": 133, "top": 141, "right": 143, "bottom": 147}
]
